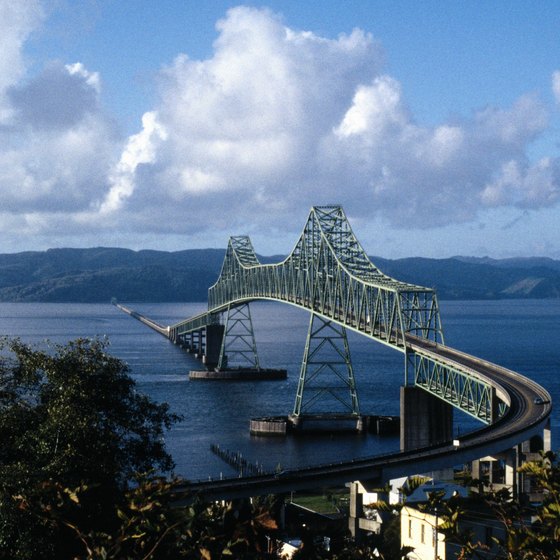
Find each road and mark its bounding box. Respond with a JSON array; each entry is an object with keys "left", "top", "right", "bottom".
[{"left": 180, "top": 337, "right": 551, "bottom": 501}]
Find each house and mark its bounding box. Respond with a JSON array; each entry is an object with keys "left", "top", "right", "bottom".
[{"left": 401, "top": 481, "right": 505, "bottom": 559}]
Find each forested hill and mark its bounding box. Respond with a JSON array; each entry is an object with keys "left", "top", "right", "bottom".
[{"left": 0, "top": 247, "right": 559, "bottom": 302}]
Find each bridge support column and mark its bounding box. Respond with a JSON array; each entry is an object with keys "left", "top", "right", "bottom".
[
  {"left": 202, "top": 324, "right": 224, "bottom": 369},
  {"left": 543, "top": 418, "right": 552, "bottom": 452},
  {"left": 471, "top": 450, "right": 516, "bottom": 490},
  {"left": 348, "top": 482, "right": 364, "bottom": 541},
  {"left": 217, "top": 303, "right": 260, "bottom": 370},
  {"left": 293, "top": 313, "right": 360, "bottom": 416},
  {"left": 471, "top": 422, "right": 552, "bottom": 500},
  {"left": 400, "top": 386, "right": 453, "bottom": 451},
  {"left": 190, "top": 330, "right": 202, "bottom": 355},
  {"left": 505, "top": 450, "right": 517, "bottom": 491}
]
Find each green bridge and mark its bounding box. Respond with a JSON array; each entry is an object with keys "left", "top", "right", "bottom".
[
  {"left": 167, "top": 206, "right": 506, "bottom": 426},
  {"left": 117, "top": 205, "right": 552, "bottom": 497}
]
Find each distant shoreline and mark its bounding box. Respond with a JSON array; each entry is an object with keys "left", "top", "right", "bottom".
[{"left": 0, "top": 248, "right": 559, "bottom": 303}]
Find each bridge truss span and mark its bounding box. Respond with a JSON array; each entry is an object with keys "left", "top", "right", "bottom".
[
  {"left": 166, "top": 205, "right": 552, "bottom": 427},
  {"left": 406, "top": 335, "right": 510, "bottom": 424},
  {"left": 208, "top": 206, "right": 443, "bottom": 350}
]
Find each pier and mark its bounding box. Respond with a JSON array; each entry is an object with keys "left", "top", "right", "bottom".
[{"left": 190, "top": 368, "right": 286, "bottom": 380}]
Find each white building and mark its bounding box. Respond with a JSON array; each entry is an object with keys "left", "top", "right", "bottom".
[{"left": 401, "top": 481, "right": 507, "bottom": 560}]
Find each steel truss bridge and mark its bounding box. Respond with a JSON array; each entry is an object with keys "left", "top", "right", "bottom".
[{"left": 127, "top": 206, "right": 551, "bottom": 496}]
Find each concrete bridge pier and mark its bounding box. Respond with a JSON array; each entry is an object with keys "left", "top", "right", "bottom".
[
  {"left": 190, "top": 330, "right": 202, "bottom": 355},
  {"left": 400, "top": 386, "right": 453, "bottom": 451},
  {"left": 174, "top": 332, "right": 190, "bottom": 350},
  {"left": 348, "top": 481, "right": 387, "bottom": 541},
  {"left": 348, "top": 481, "right": 364, "bottom": 541},
  {"left": 470, "top": 449, "right": 517, "bottom": 492},
  {"left": 202, "top": 324, "right": 225, "bottom": 369},
  {"left": 470, "top": 421, "right": 552, "bottom": 500}
]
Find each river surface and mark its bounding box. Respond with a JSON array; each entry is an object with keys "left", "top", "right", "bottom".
[{"left": 0, "top": 300, "right": 558, "bottom": 481}]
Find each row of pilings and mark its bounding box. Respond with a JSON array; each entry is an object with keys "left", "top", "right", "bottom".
[{"left": 210, "top": 444, "right": 271, "bottom": 477}]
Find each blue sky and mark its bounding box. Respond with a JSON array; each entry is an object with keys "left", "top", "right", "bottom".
[{"left": 2, "top": 1, "right": 560, "bottom": 258}]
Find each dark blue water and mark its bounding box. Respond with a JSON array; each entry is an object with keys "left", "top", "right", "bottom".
[{"left": 0, "top": 300, "right": 557, "bottom": 481}]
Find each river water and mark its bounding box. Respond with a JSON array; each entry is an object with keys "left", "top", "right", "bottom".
[{"left": 1, "top": 300, "right": 558, "bottom": 481}]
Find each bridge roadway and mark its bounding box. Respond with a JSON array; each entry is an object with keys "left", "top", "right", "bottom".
[{"left": 179, "top": 337, "right": 551, "bottom": 502}]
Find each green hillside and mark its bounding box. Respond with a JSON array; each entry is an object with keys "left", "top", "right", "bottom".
[{"left": 0, "top": 248, "right": 559, "bottom": 302}]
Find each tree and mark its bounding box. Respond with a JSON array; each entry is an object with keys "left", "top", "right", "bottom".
[
  {"left": 439, "top": 451, "right": 560, "bottom": 560},
  {"left": 0, "top": 337, "right": 179, "bottom": 560}
]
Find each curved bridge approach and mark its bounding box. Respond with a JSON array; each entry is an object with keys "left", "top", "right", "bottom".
[{"left": 162, "top": 206, "right": 551, "bottom": 495}]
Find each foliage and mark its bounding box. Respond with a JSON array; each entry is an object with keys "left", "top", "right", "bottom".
[
  {"left": 88, "top": 450, "right": 556, "bottom": 560},
  {"left": 400, "top": 475, "right": 431, "bottom": 498},
  {"left": 0, "top": 337, "right": 179, "bottom": 559},
  {"left": 37, "top": 476, "right": 278, "bottom": 560},
  {"left": 439, "top": 450, "right": 560, "bottom": 560}
]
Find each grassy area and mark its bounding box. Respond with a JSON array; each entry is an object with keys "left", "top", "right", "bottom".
[{"left": 291, "top": 489, "right": 349, "bottom": 515}]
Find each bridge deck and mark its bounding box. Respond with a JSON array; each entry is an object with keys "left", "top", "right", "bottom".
[{"left": 181, "top": 341, "right": 551, "bottom": 500}]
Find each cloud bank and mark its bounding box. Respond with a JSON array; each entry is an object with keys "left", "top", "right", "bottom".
[{"left": 1, "top": 3, "right": 559, "bottom": 249}]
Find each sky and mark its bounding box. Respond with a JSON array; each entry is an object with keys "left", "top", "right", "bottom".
[{"left": 1, "top": 1, "right": 560, "bottom": 259}]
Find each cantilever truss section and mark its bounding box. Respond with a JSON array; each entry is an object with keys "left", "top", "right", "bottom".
[
  {"left": 409, "top": 351, "right": 504, "bottom": 424},
  {"left": 208, "top": 206, "right": 444, "bottom": 350}
]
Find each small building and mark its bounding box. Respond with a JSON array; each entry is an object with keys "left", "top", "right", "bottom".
[
  {"left": 401, "top": 481, "right": 505, "bottom": 560},
  {"left": 278, "top": 538, "right": 301, "bottom": 559},
  {"left": 348, "top": 476, "right": 434, "bottom": 539},
  {"left": 347, "top": 480, "right": 396, "bottom": 538},
  {"left": 401, "top": 504, "right": 444, "bottom": 560}
]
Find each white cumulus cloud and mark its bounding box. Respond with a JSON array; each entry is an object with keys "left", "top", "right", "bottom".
[
  {"left": 482, "top": 158, "right": 560, "bottom": 208},
  {"left": 65, "top": 62, "right": 101, "bottom": 93},
  {"left": 0, "top": 0, "right": 43, "bottom": 123},
  {"left": 100, "top": 111, "right": 167, "bottom": 214},
  {"left": 0, "top": 1, "right": 119, "bottom": 240},
  {"left": 106, "top": 6, "right": 559, "bottom": 237},
  {"left": 0, "top": 3, "right": 559, "bottom": 250},
  {"left": 553, "top": 70, "right": 560, "bottom": 104}
]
